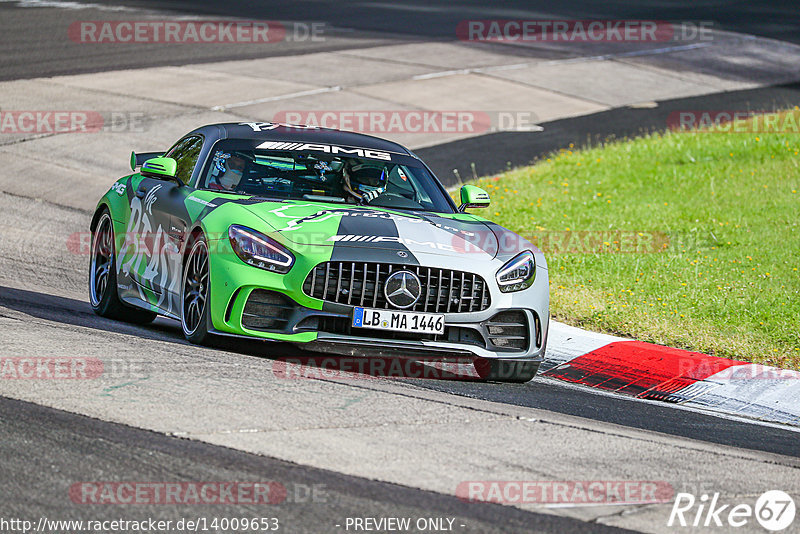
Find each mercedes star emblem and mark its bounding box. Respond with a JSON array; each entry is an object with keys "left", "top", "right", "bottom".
[{"left": 384, "top": 270, "right": 422, "bottom": 309}]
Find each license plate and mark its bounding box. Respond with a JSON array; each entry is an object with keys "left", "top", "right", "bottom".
[{"left": 352, "top": 307, "right": 445, "bottom": 335}]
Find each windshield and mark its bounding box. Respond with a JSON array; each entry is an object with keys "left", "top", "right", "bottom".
[{"left": 199, "top": 139, "right": 456, "bottom": 213}]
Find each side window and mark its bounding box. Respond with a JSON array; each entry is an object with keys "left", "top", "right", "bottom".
[{"left": 166, "top": 136, "right": 203, "bottom": 185}]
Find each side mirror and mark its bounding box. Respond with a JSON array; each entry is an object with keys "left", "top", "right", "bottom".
[
  {"left": 458, "top": 185, "right": 490, "bottom": 212},
  {"left": 140, "top": 157, "right": 178, "bottom": 181},
  {"left": 130, "top": 150, "right": 164, "bottom": 171}
]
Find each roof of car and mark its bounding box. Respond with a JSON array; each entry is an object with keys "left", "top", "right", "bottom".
[{"left": 192, "top": 122, "right": 414, "bottom": 156}]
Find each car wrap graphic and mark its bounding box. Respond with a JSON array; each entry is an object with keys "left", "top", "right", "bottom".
[
  {"left": 113, "top": 174, "right": 192, "bottom": 317},
  {"left": 243, "top": 203, "right": 499, "bottom": 258},
  {"left": 256, "top": 141, "right": 394, "bottom": 161},
  {"left": 105, "top": 181, "right": 537, "bottom": 316},
  {"left": 109, "top": 187, "right": 520, "bottom": 313}
]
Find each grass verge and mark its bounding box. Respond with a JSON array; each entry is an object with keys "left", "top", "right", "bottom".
[{"left": 468, "top": 110, "right": 800, "bottom": 368}]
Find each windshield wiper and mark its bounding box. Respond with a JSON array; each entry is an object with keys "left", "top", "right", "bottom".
[
  {"left": 303, "top": 194, "right": 346, "bottom": 203},
  {"left": 365, "top": 203, "right": 435, "bottom": 214}
]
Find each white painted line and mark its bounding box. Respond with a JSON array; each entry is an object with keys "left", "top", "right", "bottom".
[
  {"left": 211, "top": 86, "right": 343, "bottom": 111},
  {"left": 0, "top": 0, "right": 136, "bottom": 10},
  {"left": 411, "top": 42, "right": 715, "bottom": 82},
  {"left": 540, "top": 377, "right": 800, "bottom": 434},
  {"left": 412, "top": 69, "right": 473, "bottom": 80},
  {"left": 684, "top": 364, "right": 800, "bottom": 424},
  {"left": 543, "top": 42, "right": 714, "bottom": 65}
]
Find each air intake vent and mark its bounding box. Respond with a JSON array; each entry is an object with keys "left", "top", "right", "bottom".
[
  {"left": 241, "top": 290, "right": 292, "bottom": 331},
  {"left": 485, "top": 310, "right": 529, "bottom": 351}
]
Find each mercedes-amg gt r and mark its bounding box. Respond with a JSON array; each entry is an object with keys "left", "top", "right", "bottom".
[{"left": 89, "top": 122, "right": 549, "bottom": 382}]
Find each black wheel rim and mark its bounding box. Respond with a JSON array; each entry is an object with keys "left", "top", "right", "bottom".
[
  {"left": 90, "top": 215, "right": 113, "bottom": 306},
  {"left": 182, "top": 240, "right": 208, "bottom": 334}
]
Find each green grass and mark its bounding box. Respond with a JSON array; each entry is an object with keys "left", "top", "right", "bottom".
[{"left": 468, "top": 110, "right": 800, "bottom": 368}]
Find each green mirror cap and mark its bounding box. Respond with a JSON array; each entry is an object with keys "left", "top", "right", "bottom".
[
  {"left": 460, "top": 185, "right": 491, "bottom": 207},
  {"left": 131, "top": 151, "right": 165, "bottom": 171},
  {"left": 140, "top": 157, "right": 177, "bottom": 178}
]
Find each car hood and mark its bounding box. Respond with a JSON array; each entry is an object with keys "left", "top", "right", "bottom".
[{"left": 241, "top": 201, "right": 509, "bottom": 260}]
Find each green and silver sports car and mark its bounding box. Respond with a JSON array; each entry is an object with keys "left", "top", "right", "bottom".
[{"left": 89, "top": 122, "right": 549, "bottom": 382}]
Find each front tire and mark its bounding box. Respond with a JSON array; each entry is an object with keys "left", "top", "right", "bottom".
[
  {"left": 474, "top": 358, "right": 540, "bottom": 383},
  {"left": 181, "top": 234, "right": 213, "bottom": 345},
  {"left": 89, "top": 210, "right": 156, "bottom": 324}
]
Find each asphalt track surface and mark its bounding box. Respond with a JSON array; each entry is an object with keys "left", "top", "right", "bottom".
[
  {"left": 1, "top": 275, "right": 799, "bottom": 533},
  {"left": 2, "top": 1, "right": 800, "bottom": 532},
  {"left": 2, "top": 0, "right": 799, "bottom": 182},
  {"left": 3, "top": 284, "right": 800, "bottom": 461},
  {"left": 37, "top": 0, "right": 800, "bottom": 44},
  {"left": 1, "top": 396, "right": 634, "bottom": 534},
  {"left": 420, "top": 81, "right": 800, "bottom": 186},
  {"left": 1, "top": 0, "right": 799, "bottom": 81}
]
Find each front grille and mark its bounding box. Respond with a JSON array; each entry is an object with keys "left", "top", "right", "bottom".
[
  {"left": 241, "top": 290, "right": 293, "bottom": 331},
  {"left": 303, "top": 262, "right": 491, "bottom": 313},
  {"left": 485, "top": 310, "right": 529, "bottom": 351}
]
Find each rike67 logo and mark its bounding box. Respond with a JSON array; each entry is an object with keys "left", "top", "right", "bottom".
[{"left": 668, "top": 490, "right": 796, "bottom": 531}]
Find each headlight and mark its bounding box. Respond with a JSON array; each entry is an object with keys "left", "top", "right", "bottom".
[
  {"left": 496, "top": 250, "right": 535, "bottom": 293},
  {"left": 228, "top": 225, "right": 294, "bottom": 274}
]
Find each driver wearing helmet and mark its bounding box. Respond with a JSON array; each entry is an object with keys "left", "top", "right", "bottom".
[
  {"left": 209, "top": 151, "right": 250, "bottom": 191},
  {"left": 342, "top": 162, "right": 387, "bottom": 205}
]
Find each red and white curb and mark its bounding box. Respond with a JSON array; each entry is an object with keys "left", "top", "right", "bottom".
[{"left": 542, "top": 322, "right": 800, "bottom": 427}]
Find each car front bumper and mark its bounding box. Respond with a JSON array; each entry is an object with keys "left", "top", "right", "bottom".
[{"left": 207, "top": 238, "right": 549, "bottom": 361}]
